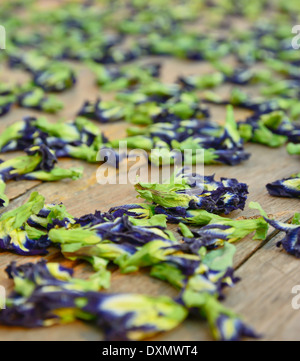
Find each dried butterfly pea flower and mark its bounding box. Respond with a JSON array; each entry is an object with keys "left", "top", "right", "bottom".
[
  {"left": 177, "top": 209, "right": 268, "bottom": 251},
  {"left": 178, "top": 72, "right": 225, "bottom": 90},
  {"left": 124, "top": 102, "right": 164, "bottom": 125},
  {"left": 120, "top": 81, "right": 181, "bottom": 104},
  {"left": 251, "top": 202, "right": 300, "bottom": 258},
  {"left": 21, "top": 167, "right": 83, "bottom": 182},
  {"left": 17, "top": 87, "right": 63, "bottom": 113},
  {"left": 51, "top": 29, "right": 123, "bottom": 61},
  {"left": 0, "top": 117, "right": 80, "bottom": 152},
  {"left": 50, "top": 214, "right": 174, "bottom": 249},
  {"left": 118, "top": 6, "right": 181, "bottom": 35},
  {"left": 82, "top": 292, "right": 188, "bottom": 341},
  {"left": 203, "top": 296, "right": 259, "bottom": 341},
  {"left": 8, "top": 51, "right": 49, "bottom": 73},
  {"left": 0, "top": 145, "right": 57, "bottom": 181},
  {"left": 170, "top": 107, "right": 249, "bottom": 165},
  {"left": 0, "top": 116, "right": 113, "bottom": 165},
  {"left": 108, "top": 203, "right": 155, "bottom": 219},
  {"left": 180, "top": 243, "right": 258, "bottom": 341},
  {"left": 149, "top": 145, "right": 250, "bottom": 167},
  {"left": 148, "top": 237, "right": 257, "bottom": 339},
  {"left": 222, "top": 105, "right": 245, "bottom": 150},
  {"left": 135, "top": 169, "right": 248, "bottom": 214},
  {"left": 0, "top": 95, "right": 15, "bottom": 116},
  {"left": 126, "top": 119, "right": 221, "bottom": 144},
  {"left": 27, "top": 203, "right": 75, "bottom": 230},
  {"left": 0, "top": 260, "right": 187, "bottom": 340},
  {"left": 266, "top": 58, "right": 300, "bottom": 80},
  {"left": 32, "top": 116, "right": 107, "bottom": 147},
  {"left": 163, "top": 92, "right": 210, "bottom": 120},
  {"left": 0, "top": 192, "right": 50, "bottom": 255},
  {"left": 0, "top": 117, "right": 45, "bottom": 153},
  {"left": 0, "top": 180, "right": 8, "bottom": 207},
  {"left": 261, "top": 80, "right": 300, "bottom": 98},
  {"left": 270, "top": 122, "right": 300, "bottom": 144},
  {"left": 115, "top": 239, "right": 199, "bottom": 274},
  {"left": 223, "top": 67, "right": 272, "bottom": 86},
  {"left": 89, "top": 63, "right": 127, "bottom": 87},
  {"left": 179, "top": 223, "right": 237, "bottom": 251},
  {"left": 139, "top": 102, "right": 210, "bottom": 126},
  {"left": 151, "top": 246, "right": 257, "bottom": 341},
  {"left": 92, "top": 46, "right": 142, "bottom": 65},
  {"left": 48, "top": 214, "right": 176, "bottom": 271},
  {"left": 238, "top": 111, "right": 289, "bottom": 147},
  {"left": 203, "top": 89, "right": 281, "bottom": 114},
  {"left": 11, "top": 31, "right": 43, "bottom": 47},
  {"left": 74, "top": 210, "right": 115, "bottom": 228},
  {"left": 32, "top": 63, "right": 76, "bottom": 92},
  {"left": 266, "top": 173, "right": 300, "bottom": 198},
  {"left": 0, "top": 83, "right": 15, "bottom": 96},
  {"left": 89, "top": 62, "right": 161, "bottom": 91},
  {"left": 287, "top": 143, "right": 300, "bottom": 155},
  {"left": 111, "top": 107, "right": 249, "bottom": 166},
  {"left": 120, "top": 239, "right": 257, "bottom": 341},
  {"left": 210, "top": 149, "right": 250, "bottom": 166},
  {"left": 0, "top": 225, "right": 49, "bottom": 256},
  {"left": 77, "top": 99, "right": 125, "bottom": 123},
  {"left": 121, "top": 93, "right": 207, "bottom": 126},
  {"left": 28, "top": 197, "right": 256, "bottom": 341},
  {"left": 140, "top": 32, "right": 230, "bottom": 61},
  {"left": 117, "top": 234, "right": 230, "bottom": 279},
  {"left": 0, "top": 260, "right": 108, "bottom": 327},
  {"left": 110, "top": 135, "right": 154, "bottom": 151},
  {"left": 0, "top": 145, "right": 82, "bottom": 206},
  {"left": 252, "top": 110, "right": 291, "bottom": 131},
  {"left": 176, "top": 244, "right": 238, "bottom": 304},
  {"left": 138, "top": 106, "right": 249, "bottom": 165},
  {"left": 265, "top": 216, "right": 300, "bottom": 258},
  {"left": 154, "top": 205, "right": 269, "bottom": 242},
  {"left": 51, "top": 228, "right": 137, "bottom": 265},
  {"left": 94, "top": 214, "right": 175, "bottom": 246}
]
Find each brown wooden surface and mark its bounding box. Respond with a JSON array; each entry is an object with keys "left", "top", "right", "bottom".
[{"left": 0, "top": 38, "right": 300, "bottom": 341}]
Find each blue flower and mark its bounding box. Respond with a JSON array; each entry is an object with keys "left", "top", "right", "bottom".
[
  {"left": 266, "top": 174, "right": 300, "bottom": 198},
  {"left": 32, "top": 63, "right": 76, "bottom": 92},
  {"left": 0, "top": 192, "right": 50, "bottom": 255},
  {"left": 214, "top": 314, "right": 259, "bottom": 341},
  {"left": 263, "top": 216, "right": 300, "bottom": 258},
  {"left": 136, "top": 169, "right": 248, "bottom": 215},
  {"left": 0, "top": 260, "right": 187, "bottom": 340},
  {"left": 0, "top": 96, "right": 14, "bottom": 117}
]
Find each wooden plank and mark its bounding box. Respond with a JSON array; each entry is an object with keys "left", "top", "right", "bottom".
[
  {"left": 0, "top": 143, "right": 298, "bottom": 340},
  {"left": 4, "top": 141, "right": 298, "bottom": 267},
  {"left": 222, "top": 231, "right": 300, "bottom": 341},
  {"left": 0, "top": 19, "right": 299, "bottom": 341}
]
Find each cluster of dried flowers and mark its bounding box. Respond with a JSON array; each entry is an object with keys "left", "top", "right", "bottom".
[{"left": 0, "top": 0, "right": 300, "bottom": 342}]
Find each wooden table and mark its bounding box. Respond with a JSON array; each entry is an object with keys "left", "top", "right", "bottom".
[{"left": 0, "top": 15, "right": 300, "bottom": 342}]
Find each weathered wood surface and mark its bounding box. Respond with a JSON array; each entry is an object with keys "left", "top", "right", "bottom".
[{"left": 0, "top": 39, "right": 300, "bottom": 341}]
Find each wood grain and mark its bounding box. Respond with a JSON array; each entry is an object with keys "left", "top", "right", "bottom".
[
  {"left": 223, "top": 231, "right": 300, "bottom": 341},
  {"left": 0, "top": 12, "right": 300, "bottom": 341}
]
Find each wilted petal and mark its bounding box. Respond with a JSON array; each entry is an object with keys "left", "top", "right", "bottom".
[
  {"left": 214, "top": 314, "right": 259, "bottom": 341},
  {"left": 266, "top": 174, "right": 300, "bottom": 198}
]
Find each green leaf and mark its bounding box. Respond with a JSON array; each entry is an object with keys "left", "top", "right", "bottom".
[
  {"left": 203, "top": 243, "right": 236, "bottom": 271},
  {"left": 178, "top": 222, "right": 194, "bottom": 238}
]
